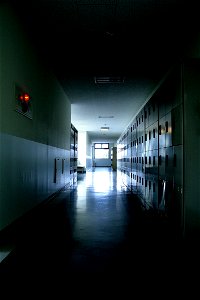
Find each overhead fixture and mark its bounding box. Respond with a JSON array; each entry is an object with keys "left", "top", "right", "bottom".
[
  {"left": 98, "top": 116, "right": 114, "bottom": 119},
  {"left": 94, "top": 76, "right": 124, "bottom": 84},
  {"left": 100, "top": 126, "right": 109, "bottom": 131}
]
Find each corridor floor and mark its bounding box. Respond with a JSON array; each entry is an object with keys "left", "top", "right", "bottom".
[{"left": 0, "top": 167, "right": 198, "bottom": 294}]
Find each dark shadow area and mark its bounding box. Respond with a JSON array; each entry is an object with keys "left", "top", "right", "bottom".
[{"left": 1, "top": 169, "right": 199, "bottom": 295}]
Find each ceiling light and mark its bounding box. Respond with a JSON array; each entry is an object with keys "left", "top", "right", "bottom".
[
  {"left": 100, "top": 126, "right": 109, "bottom": 131},
  {"left": 94, "top": 76, "right": 124, "bottom": 84},
  {"left": 98, "top": 116, "right": 114, "bottom": 119}
]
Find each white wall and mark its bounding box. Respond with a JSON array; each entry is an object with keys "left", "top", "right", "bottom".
[
  {"left": 86, "top": 133, "right": 92, "bottom": 170},
  {"left": 78, "top": 131, "right": 87, "bottom": 167},
  {"left": 0, "top": 5, "right": 71, "bottom": 230}
]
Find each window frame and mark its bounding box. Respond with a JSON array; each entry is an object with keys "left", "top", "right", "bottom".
[{"left": 94, "top": 143, "right": 109, "bottom": 159}]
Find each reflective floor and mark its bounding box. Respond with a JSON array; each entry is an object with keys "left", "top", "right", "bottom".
[{"left": 0, "top": 168, "right": 198, "bottom": 294}]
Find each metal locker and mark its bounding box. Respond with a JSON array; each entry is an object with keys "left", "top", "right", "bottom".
[
  {"left": 136, "top": 115, "right": 140, "bottom": 138},
  {"left": 148, "top": 174, "right": 159, "bottom": 209},
  {"left": 145, "top": 174, "right": 157, "bottom": 209},
  {"left": 139, "top": 108, "right": 145, "bottom": 133},
  {"left": 148, "top": 125, "right": 153, "bottom": 151},
  {"left": 152, "top": 149, "right": 158, "bottom": 175},
  {"left": 141, "top": 174, "right": 146, "bottom": 200},
  {"left": 151, "top": 121, "right": 159, "bottom": 150},
  {"left": 165, "top": 146, "right": 173, "bottom": 182},
  {"left": 159, "top": 75, "right": 173, "bottom": 117},
  {"left": 165, "top": 112, "right": 172, "bottom": 148},
  {"left": 131, "top": 133, "right": 137, "bottom": 157},
  {"left": 137, "top": 131, "right": 142, "bottom": 154},
  {"left": 158, "top": 148, "right": 166, "bottom": 178},
  {"left": 145, "top": 127, "right": 150, "bottom": 152},
  {"left": 173, "top": 145, "right": 183, "bottom": 186},
  {"left": 164, "top": 179, "right": 174, "bottom": 216},
  {"left": 141, "top": 152, "right": 145, "bottom": 174},
  {"left": 152, "top": 176, "right": 159, "bottom": 210},
  {"left": 165, "top": 92, "right": 173, "bottom": 116},
  {"left": 147, "top": 150, "right": 153, "bottom": 175},
  {"left": 132, "top": 154, "right": 137, "bottom": 172},
  {"left": 158, "top": 179, "right": 172, "bottom": 217},
  {"left": 127, "top": 143, "right": 131, "bottom": 172},
  {"left": 137, "top": 154, "right": 142, "bottom": 172},
  {"left": 158, "top": 96, "right": 166, "bottom": 120},
  {"left": 144, "top": 104, "right": 149, "bottom": 129},
  {"left": 158, "top": 176, "right": 168, "bottom": 212},
  {"left": 158, "top": 116, "right": 165, "bottom": 149},
  {"left": 144, "top": 151, "right": 148, "bottom": 175},
  {"left": 163, "top": 76, "right": 175, "bottom": 115},
  {"left": 140, "top": 131, "right": 144, "bottom": 154},
  {"left": 127, "top": 170, "right": 132, "bottom": 191},
  {"left": 137, "top": 171, "right": 143, "bottom": 199},
  {"left": 147, "top": 103, "right": 152, "bottom": 127},
  {"left": 144, "top": 174, "right": 150, "bottom": 209},
  {"left": 148, "top": 98, "right": 159, "bottom": 127},
  {"left": 131, "top": 171, "right": 137, "bottom": 193},
  {"left": 172, "top": 104, "right": 183, "bottom": 146},
  {"left": 127, "top": 128, "right": 131, "bottom": 154}
]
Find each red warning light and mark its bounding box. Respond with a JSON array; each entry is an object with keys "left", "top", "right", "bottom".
[
  {"left": 18, "top": 93, "right": 30, "bottom": 102},
  {"left": 24, "top": 93, "right": 30, "bottom": 102}
]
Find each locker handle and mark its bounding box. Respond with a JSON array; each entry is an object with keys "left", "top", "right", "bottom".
[
  {"left": 153, "top": 128, "right": 156, "bottom": 138},
  {"left": 158, "top": 155, "right": 162, "bottom": 165}
]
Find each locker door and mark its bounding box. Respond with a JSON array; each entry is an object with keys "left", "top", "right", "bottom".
[
  {"left": 152, "top": 121, "right": 159, "bottom": 150},
  {"left": 158, "top": 148, "right": 165, "bottom": 178},
  {"left": 158, "top": 116, "right": 165, "bottom": 149},
  {"left": 173, "top": 145, "right": 183, "bottom": 186},
  {"left": 152, "top": 149, "right": 158, "bottom": 176},
  {"left": 145, "top": 127, "right": 150, "bottom": 152},
  {"left": 172, "top": 104, "right": 183, "bottom": 146},
  {"left": 148, "top": 174, "right": 158, "bottom": 209},
  {"left": 165, "top": 147, "right": 173, "bottom": 182},
  {"left": 165, "top": 112, "right": 172, "bottom": 148}
]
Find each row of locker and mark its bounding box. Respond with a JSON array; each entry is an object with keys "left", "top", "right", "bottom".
[
  {"left": 117, "top": 66, "right": 183, "bottom": 216},
  {"left": 118, "top": 104, "right": 182, "bottom": 154},
  {"left": 118, "top": 145, "right": 182, "bottom": 182},
  {"left": 120, "top": 67, "right": 181, "bottom": 141},
  {"left": 119, "top": 170, "right": 183, "bottom": 218}
]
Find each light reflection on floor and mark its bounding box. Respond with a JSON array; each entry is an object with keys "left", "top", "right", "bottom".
[
  {"left": 73, "top": 167, "right": 129, "bottom": 260},
  {"left": 82, "top": 167, "right": 123, "bottom": 192}
]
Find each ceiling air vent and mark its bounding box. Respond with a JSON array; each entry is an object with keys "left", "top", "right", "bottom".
[
  {"left": 100, "top": 126, "right": 109, "bottom": 131},
  {"left": 94, "top": 76, "right": 124, "bottom": 84}
]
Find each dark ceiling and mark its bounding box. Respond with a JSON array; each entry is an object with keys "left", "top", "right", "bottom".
[
  {"left": 8, "top": 0, "right": 199, "bottom": 139},
  {"left": 14, "top": 0, "right": 185, "bottom": 76}
]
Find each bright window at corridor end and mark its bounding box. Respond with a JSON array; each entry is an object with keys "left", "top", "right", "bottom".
[{"left": 94, "top": 143, "right": 109, "bottom": 159}]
